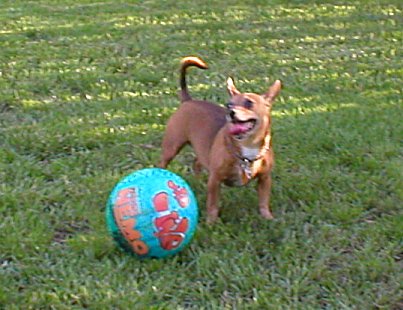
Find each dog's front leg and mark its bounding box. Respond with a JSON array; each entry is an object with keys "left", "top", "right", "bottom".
[
  {"left": 206, "top": 174, "right": 221, "bottom": 224},
  {"left": 257, "top": 173, "right": 274, "bottom": 220}
]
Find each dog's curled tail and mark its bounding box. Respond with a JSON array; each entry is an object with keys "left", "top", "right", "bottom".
[{"left": 179, "top": 56, "right": 208, "bottom": 102}]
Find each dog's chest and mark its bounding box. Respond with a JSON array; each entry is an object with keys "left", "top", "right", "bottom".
[{"left": 223, "top": 147, "right": 262, "bottom": 187}]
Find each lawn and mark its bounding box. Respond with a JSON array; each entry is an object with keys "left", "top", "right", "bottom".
[{"left": 0, "top": 0, "right": 402, "bottom": 308}]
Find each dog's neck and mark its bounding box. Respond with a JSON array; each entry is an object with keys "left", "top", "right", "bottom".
[
  {"left": 226, "top": 132, "right": 271, "bottom": 163},
  {"left": 241, "top": 146, "right": 261, "bottom": 161}
]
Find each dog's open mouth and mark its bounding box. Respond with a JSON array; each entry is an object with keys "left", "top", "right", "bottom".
[{"left": 228, "top": 118, "right": 257, "bottom": 136}]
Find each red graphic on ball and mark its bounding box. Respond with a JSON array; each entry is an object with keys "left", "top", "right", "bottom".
[
  {"left": 152, "top": 180, "right": 190, "bottom": 250},
  {"left": 113, "top": 188, "right": 149, "bottom": 255},
  {"left": 168, "top": 180, "right": 190, "bottom": 208}
]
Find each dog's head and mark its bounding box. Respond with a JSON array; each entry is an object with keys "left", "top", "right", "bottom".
[{"left": 225, "top": 77, "right": 281, "bottom": 141}]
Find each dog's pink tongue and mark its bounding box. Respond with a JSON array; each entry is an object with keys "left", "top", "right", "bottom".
[{"left": 228, "top": 123, "right": 249, "bottom": 135}]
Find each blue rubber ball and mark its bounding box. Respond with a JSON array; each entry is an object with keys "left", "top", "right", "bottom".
[{"left": 106, "top": 168, "right": 198, "bottom": 258}]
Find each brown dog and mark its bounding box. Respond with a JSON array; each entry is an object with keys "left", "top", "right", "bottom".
[{"left": 159, "top": 56, "right": 281, "bottom": 223}]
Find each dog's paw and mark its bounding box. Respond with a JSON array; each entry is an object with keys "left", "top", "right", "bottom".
[
  {"left": 259, "top": 208, "right": 274, "bottom": 220},
  {"left": 206, "top": 211, "right": 219, "bottom": 224}
]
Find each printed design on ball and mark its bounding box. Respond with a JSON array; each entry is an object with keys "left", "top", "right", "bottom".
[
  {"left": 168, "top": 180, "right": 190, "bottom": 208},
  {"left": 113, "top": 188, "right": 149, "bottom": 255},
  {"left": 152, "top": 180, "right": 190, "bottom": 251}
]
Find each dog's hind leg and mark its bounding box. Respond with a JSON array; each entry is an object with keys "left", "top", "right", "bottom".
[{"left": 158, "top": 127, "right": 188, "bottom": 169}]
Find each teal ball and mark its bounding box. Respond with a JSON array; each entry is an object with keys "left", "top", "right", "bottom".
[{"left": 106, "top": 168, "right": 198, "bottom": 258}]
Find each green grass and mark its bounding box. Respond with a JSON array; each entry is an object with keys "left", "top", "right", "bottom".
[{"left": 0, "top": 0, "right": 402, "bottom": 308}]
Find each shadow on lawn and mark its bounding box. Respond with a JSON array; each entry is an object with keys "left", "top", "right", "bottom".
[
  {"left": 1, "top": 0, "right": 400, "bottom": 246},
  {"left": 1, "top": 3, "right": 401, "bottom": 308}
]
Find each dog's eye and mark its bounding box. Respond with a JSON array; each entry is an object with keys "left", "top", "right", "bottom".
[
  {"left": 226, "top": 102, "right": 233, "bottom": 109},
  {"left": 244, "top": 99, "right": 253, "bottom": 109}
]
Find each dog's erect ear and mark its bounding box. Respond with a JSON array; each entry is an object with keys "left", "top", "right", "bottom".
[
  {"left": 263, "top": 80, "right": 282, "bottom": 103},
  {"left": 227, "top": 77, "right": 240, "bottom": 97}
]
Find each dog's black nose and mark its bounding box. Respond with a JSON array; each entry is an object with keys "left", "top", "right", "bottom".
[{"left": 229, "top": 110, "right": 235, "bottom": 119}]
